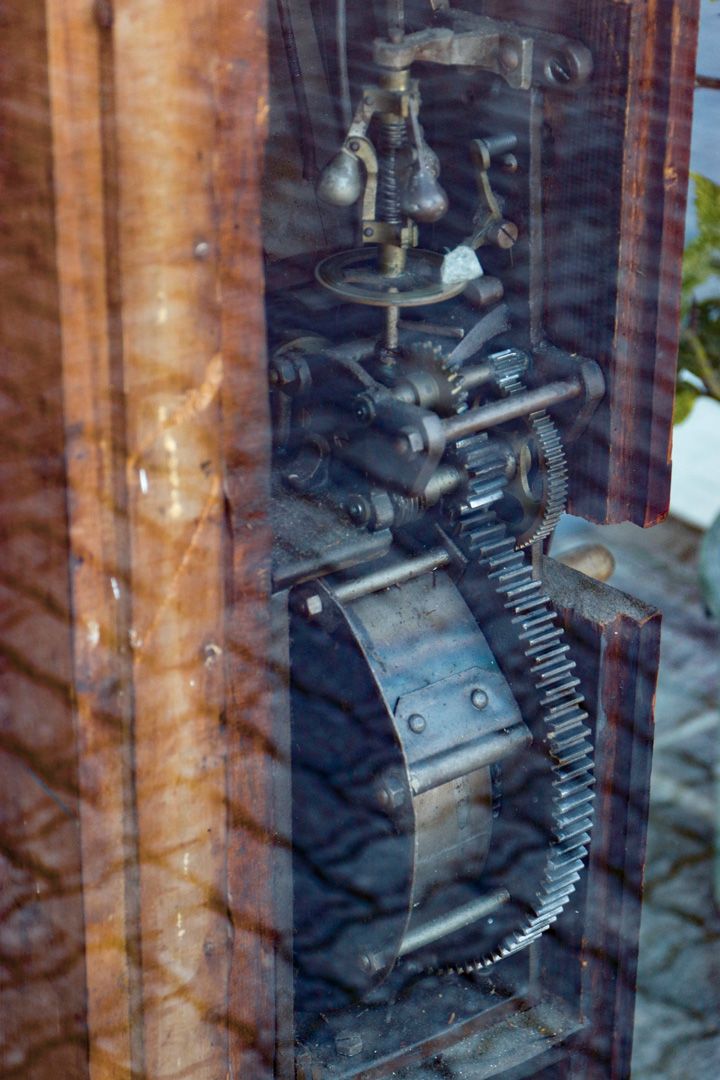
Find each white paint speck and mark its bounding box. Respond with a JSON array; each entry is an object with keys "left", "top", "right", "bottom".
[
  {"left": 139, "top": 468, "right": 148, "bottom": 494},
  {"left": 110, "top": 577, "right": 120, "bottom": 600},
  {"left": 183, "top": 852, "right": 190, "bottom": 876},
  {"left": 87, "top": 619, "right": 100, "bottom": 649},
  {"left": 177, "top": 911, "right": 185, "bottom": 938}
]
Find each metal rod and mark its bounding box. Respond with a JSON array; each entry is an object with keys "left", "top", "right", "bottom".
[
  {"left": 333, "top": 547, "right": 451, "bottom": 604},
  {"left": 385, "top": 304, "right": 400, "bottom": 350},
  {"left": 275, "top": 0, "right": 317, "bottom": 180},
  {"left": 398, "top": 888, "right": 511, "bottom": 956},
  {"left": 336, "top": 0, "right": 352, "bottom": 130},
  {"left": 459, "top": 361, "right": 493, "bottom": 391},
  {"left": 442, "top": 378, "right": 583, "bottom": 442},
  {"left": 398, "top": 319, "right": 465, "bottom": 340}
]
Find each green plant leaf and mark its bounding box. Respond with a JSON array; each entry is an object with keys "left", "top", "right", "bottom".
[
  {"left": 677, "top": 175, "right": 720, "bottom": 421},
  {"left": 693, "top": 173, "right": 720, "bottom": 248},
  {"left": 674, "top": 383, "right": 699, "bottom": 425}
]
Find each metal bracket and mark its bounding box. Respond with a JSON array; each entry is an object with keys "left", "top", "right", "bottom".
[{"left": 373, "top": 12, "right": 592, "bottom": 92}]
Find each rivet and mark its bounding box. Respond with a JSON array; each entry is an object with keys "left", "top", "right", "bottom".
[
  {"left": 408, "top": 713, "right": 426, "bottom": 733},
  {"left": 471, "top": 688, "right": 489, "bottom": 711}
]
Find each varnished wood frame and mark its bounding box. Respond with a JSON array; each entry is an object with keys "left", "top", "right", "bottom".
[{"left": 0, "top": 1, "right": 696, "bottom": 1078}]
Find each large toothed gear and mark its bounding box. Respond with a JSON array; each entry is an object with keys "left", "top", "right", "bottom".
[{"left": 432, "top": 431, "right": 594, "bottom": 974}]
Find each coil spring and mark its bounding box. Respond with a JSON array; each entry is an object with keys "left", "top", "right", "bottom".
[
  {"left": 389, "top": 493, "right": 425, "bottom": 526},
  {"left": 376, "top": 119, "right": 406, "bottom": 225}
]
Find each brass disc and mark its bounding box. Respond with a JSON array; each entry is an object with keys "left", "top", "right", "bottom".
[{"left": 315, "top": 247, "right": 471, "bottom": 307}]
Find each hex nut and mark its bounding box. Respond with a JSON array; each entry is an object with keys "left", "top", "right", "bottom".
[
  {"left": 335, "top": 1032, "right": 363, "bottom": 1058},
  {"left": 377, "top": 774, "right": 406, "bottom": 811}
]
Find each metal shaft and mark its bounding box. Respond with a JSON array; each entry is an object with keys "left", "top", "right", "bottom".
[
  {"left": 398, "top": 888, "right": 510, "bottom": 956},
  {"left": 333, "top": 547, "right": 451, "bottom": 604},
  {"left": 442, "top": 378, "right": 583, "bottom": 443}
]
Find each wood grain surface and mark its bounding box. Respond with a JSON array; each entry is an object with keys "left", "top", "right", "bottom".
[
  {"left": 0, "top": 1, "right": 696, "bottom": 1078},
  {"left": 0, "top": 2, "right": 88, "bottom": 1077}
]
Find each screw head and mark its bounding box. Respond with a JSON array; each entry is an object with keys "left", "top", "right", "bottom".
[
  {"left": 348, "top": 140, "right": 361, "bottom": 152},
  {"left": 487, "top": 219, "right": 518, "bottom": 250},
  {"left": 408, "top": 713, "right": 426, "bottom": 733},
  {"left": 364, "top": 227, "right": 374, "bottom": 237},
  {"left": 471, "top": 688, "right": 489, "bottom": 711}
]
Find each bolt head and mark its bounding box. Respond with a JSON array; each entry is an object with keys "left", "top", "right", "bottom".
[
  {"left": 408, "top": 713, "right": 426, "bottom": 733},
  {"left": 377, "top": 774, "right": 405, "bottom": 810},
  {"left": 358, "top": 949, "right": 385, "bottom": 975},
  {"left": 471, "top": 688, "right": 489, "bottom": 711},
  {"left": 398, "top": 430, "right": 424, "bottom": 457}
]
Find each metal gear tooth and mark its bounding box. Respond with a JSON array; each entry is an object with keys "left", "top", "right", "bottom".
[
  {"left": 538, "top": 664, "right": 578, "bottom": 688},
  {"left": 541, "top": 679, "right": 582, "bottom": 704},
  {"left": 472, "top": 367, "right": 569, "bottom": 549},
  {"left": 434, "top": 431, "right": 594, "bottom": 978},
  {"left": 553, "top": 748, "right": 595, "bottom": 773}
]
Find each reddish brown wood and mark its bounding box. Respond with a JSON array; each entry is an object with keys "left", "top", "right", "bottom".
[
  {"left": 544, "top": 558, "right": 661, "bottom": 1080},
  {"left": 109, "top": 2, "right": 230, "bottom": 1075},
  {"left": 46, "top": 3, "right": 140, "bottom": 1075},
  {"left": 212, "top": 2, "right": 278, "bottom": 1078},
  {"left": 0, "top": 2, "right": 89, "bottom": 1077}
]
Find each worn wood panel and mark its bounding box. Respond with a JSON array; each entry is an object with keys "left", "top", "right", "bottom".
[
  {"left": 481, "top": 0, "right": 699, "bottom": 527},
  {"left": 46, "top": 2, "right": 142, "bottom": 1076},
  {"left": 212, "top": 2, "right": 278, "bottom": 1075},
  {"left": 543, "top": 558, "right": 660, "bottom": 1080},
  {"left": 110, "top": 1, "right": 230, "bottom": 1076},
  {"left": 0, "top": 2, "right": 89, "bottom": 1077}
]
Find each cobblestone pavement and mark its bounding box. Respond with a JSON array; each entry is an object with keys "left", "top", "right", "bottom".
[{"left": 552, "top": 515, "right": 720, "bottom": 1080}]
